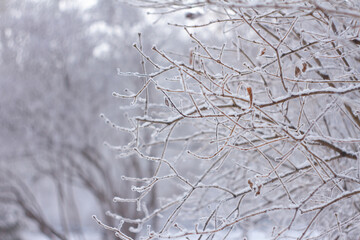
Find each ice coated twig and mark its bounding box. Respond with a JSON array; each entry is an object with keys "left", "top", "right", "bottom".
[{"left": 103, "top": 1, "right": 360, "bottom": 239}]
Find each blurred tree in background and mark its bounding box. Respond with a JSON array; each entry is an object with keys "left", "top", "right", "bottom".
[{"left": 0, "top": 0, "right": 175, "bottom": 239}]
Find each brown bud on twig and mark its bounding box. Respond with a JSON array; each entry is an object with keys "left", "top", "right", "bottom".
[
  {"left": 185, "top": 12, "right": 202, "bottom": 20},
  {"left": 302, "top": 62, "right": 307, "bottom": 72},
  {"left": 295, "top": 66, "right": 301, "bottom": 77},
  {"left": 248, "top": 179, "right": 253, "bottom": 189},
  {"left": 259, "top": 47, "right": 266, "bottom": 56},
  {"left": 165, "top": 97, "right": 170, "bottom": 107},
  {"left": 247, "top": 87, "right": 253, "bottom": 108},
  {"left": 255, "top": 184, "right": 262, "bottom": 196},
  {"left": 189, "top": 49, "right": 193, "bottom": 65}
]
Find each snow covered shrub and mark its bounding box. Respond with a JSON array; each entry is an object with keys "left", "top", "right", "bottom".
[{"left": 96, "top": 1, "right": 360, "bottom": 239}]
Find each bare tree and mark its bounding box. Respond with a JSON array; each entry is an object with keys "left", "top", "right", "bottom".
[{"left": 96, "top": 0, "right": 360, "bottom": 239}]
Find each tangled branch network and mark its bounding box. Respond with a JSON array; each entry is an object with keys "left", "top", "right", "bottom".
[{"left": 96, "top": 0, "right": 360, "bottom": 239}]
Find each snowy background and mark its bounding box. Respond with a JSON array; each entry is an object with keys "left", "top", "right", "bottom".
[{"left": 1, "top": 1, "right": 360, "bottom": 240}]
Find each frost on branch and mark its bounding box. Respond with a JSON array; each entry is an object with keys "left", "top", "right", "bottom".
[{"left": 99, "top": 1, "right": 360, "bottom": 239}]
